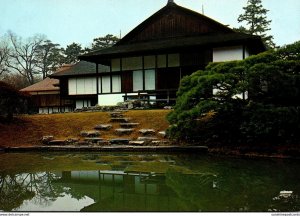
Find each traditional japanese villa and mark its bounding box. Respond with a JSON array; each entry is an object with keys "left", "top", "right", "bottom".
[
  {"left": 52, "top": 0, "right": 265, "bottom": 108},
  {"left": 21, "top": 65, "right": 74, "bottom": 114}
]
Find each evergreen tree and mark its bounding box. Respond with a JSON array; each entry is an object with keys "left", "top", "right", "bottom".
[
  {"left": 91, "top": 34, "right": 119, "bottom": 51},
  {"left": 36, "top": 40, "right": 64, "bottom": 79},
  {"left": 63, "top": 43, "right": 84, "bottom": 64},
  {"left": 237, "top": 0, "right": 275, "bottom": 49}
]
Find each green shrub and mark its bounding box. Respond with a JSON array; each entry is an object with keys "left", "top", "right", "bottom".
[{"left": 167, "top": 41, "right": 300, "bottom": 145}]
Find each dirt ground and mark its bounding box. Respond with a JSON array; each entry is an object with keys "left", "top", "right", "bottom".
[{"left": 0, "top": 110, "right": 171, "bottom": 147}]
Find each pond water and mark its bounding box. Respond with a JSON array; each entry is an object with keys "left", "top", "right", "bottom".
[{"left": 0, "top": 152, "right": 299, "bottom": 212}]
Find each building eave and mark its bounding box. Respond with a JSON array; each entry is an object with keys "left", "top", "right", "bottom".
[{"left": 79, "top": 33, "right": 265, "bottom": 63}]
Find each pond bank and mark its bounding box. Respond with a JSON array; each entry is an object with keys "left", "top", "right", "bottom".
[
  {"left": 1, "top": 110, "right": 299, "bottom": 160},
  {"left": 3, "top": 145, "right": 208, "bottom": 153}
]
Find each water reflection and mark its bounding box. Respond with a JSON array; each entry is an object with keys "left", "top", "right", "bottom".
[{"left": 0, "top": 153, "right": 299, "bottom": 212}]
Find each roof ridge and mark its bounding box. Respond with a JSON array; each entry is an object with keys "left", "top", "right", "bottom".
[{"left": 115, "top": 2, "right": 234, "bottom": 46}]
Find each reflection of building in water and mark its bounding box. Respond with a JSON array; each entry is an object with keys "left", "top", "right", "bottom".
[{"left": 55, "top": 170, "right": 179, "bottom": 211}]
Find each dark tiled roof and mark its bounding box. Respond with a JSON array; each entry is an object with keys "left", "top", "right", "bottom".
[
  {"left": 80, "top": 33, "right": 265, "bottom": 62},
  {"left": 50, "top": 61, "right": 109, "bottom": 78}
]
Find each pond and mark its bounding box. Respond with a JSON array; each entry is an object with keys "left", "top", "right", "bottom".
[{"left": 0, "top": 152, "right": 299, "bottom": 212}]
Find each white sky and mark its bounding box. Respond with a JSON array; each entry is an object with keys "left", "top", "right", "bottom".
[{"left": 0, "top": 0, "right": 299, "bottom": 48}]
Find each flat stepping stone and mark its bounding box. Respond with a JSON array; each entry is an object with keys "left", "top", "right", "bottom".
[
  {"left": 139, "top": 129, "right": 156, "bottom": 136},
  {"left": 109, "top": 138, "right": 130, "bottom": 145},
  {"left": 97, "top": 140, "right": 110, "bottom": 145},
  {"left": 48, "top": 140, "right": 66, "bottom": 146},
  {"left": 109, "top": 112, "right": 124, "bottom": 118},
  {"left": 80, "top": 131, "right": 101, "bottom": 137},
  {"left": 110, "top": 118, "right": 131, "bottom": 123},
  {"left": 65, "top": 138, "right": 79, "bottom": 144},
  {"left": 158, "top": 131, "right": 167, "bottom": 138},
  {"left": 137, "top": 137, "right": 159, "bottom": 141},
  {"left": 94, "top": 124, "right": 112, "bottom": 131},
  {"left": 152, "top": 140, "right": 170, "bottom": 146},
  {"left": 76, "top": 141, "right": 89, "bottom": 146},
  {"left": 120, "top": 123, "right": 140, "bottom": 128},
  {"left": 84, "top": 138, "right": 105, "bottom": 144},
  {"left": 42, "top": 136, "right": 54, "bottom": 144},
  {"left": 115, "top": 128, "right": 134, "bottom": 135},
  {"left": 129, "top": 141, "right": 145, "bottom": 146}
]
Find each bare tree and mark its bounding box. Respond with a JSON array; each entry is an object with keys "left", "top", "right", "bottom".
[
  {"left": 0, "top": 37, "right": 10, "bottom": 76},
  {"left": 6, "top": 32, "right": 45, "bottom": 84}
]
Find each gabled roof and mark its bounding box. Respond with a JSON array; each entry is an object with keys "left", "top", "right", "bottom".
[
  {"left": 117, "top": 1, "right": 234, "bottom": 45},
  {"left": 20, "top": 65, "right": 72, "bottom": 92},
  {"left": 20, "top": 77, "right": 60, "bottom": 92}
]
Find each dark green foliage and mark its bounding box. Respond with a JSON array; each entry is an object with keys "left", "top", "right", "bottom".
[
  {"left": 0, "top": 81, "right": 28, "bottom": 122},
  {"left": 63, "top": 42, "right": 84, "bottom": 64},
  {"left": 36, "top": 40, "right": 65, "bottom": 79},
  {"left": 167, "top": 41, "right": 300, "bottom": 145},
  {"left": 91, "top": 34, "right": 119, "bottom": 51},
  {"left": 237, "top": 0, "right": 275, "bottom": 48}
]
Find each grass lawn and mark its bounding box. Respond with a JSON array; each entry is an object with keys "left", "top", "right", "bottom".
[{"left": 0, "top": 110, "right": 171, "bottom": 148}]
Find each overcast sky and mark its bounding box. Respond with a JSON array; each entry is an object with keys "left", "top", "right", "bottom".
[{"left": 0, "top": 0, "right": 299, "bottom": 48}]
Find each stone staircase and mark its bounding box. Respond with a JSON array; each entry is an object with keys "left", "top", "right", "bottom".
[{"left": 42, "top": 110, "right": 168, "bottom": 147}]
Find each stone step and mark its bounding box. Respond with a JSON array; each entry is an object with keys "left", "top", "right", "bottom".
[
  {"left": 115, "top": 128, "right": 134, "bottom": 135},
  {"left": 139, "top": 129, "right": 156, "bottom": 136},
  {"left": 48, "top": 140, "right": 66, "bottom": 146},
  {"left": 110, "top": 118, "right": 131, "bottom": 123},
  {"left": 109, "top": 112, "right": 124, "bottom": 118},
  {"left": 120, "top": 123, "right": 140, "bottom": 128},
  {"left": 94, "top": 124, "right": 112, "bottom": 131},
  {"left": 129, "top": 141, "right": 145, "bottom": 146},
  {"left": 109, "top": 138, "right": 130, "bottom": 145},
  {"left": 42, "top": 136, "right": 54, "bottom": 144},
  {"left": 65, "top": 138, "right": 79, "bottom": 144},
  {"left": 97, "top": 140, "right": 110, "bottom": 145},
  {"left": 152, "top": 140, "right": 170, "bottom": 146},
  {"left": 137, "top": 137, "right": 159, "bottom": 141},
  {"left": 80, "top": 130, "right": 101, "bottom": 137},
  {"left": 158, "top": 131, "right": 167, "bottom": 138}
]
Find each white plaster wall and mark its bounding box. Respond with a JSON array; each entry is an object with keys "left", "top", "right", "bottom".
[
  {"left": 145, "top": 69, "right": 155, "bottom": 90},
  {"left": 76, "top": 78, "right": 85, "bottom": 94},
  {"left": 102, "top": 76, "right": 111, "bottom": 93},
  {"left": 69, "top": 77, "right": 97, "bottom": 95},
  {"left": 133, "top": 70, "right": 143, "bottom": 91},
  {"left": 98, "top": 94, "right": 124, "bottom": 106},
  {"left": 112, "top": 75, "right": 121, "bottom": 92},
  {"left": 85, "top": 77, "right": 97, "bottom": 94},
  {"left": 213, "top": 46, "right": 244, "bottom": 62},
  {"left": 68, "top": 78, "right": 77, "bottom": 95}
]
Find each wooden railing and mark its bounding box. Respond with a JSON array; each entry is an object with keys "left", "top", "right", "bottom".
[{"left": 123, "top": 89, "right": 177, "bottom": 105}]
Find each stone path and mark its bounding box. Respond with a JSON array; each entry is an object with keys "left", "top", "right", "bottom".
[{"left": 42, "top": 110, "right": 169, "bottom": 147}]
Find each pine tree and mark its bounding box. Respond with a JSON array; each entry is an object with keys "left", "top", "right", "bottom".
[{"left": 237, "top": 0, "right": 276, "bottom": 49}]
